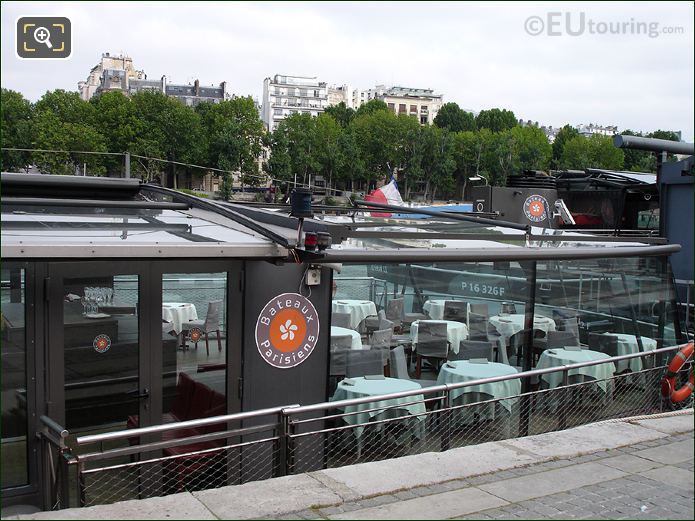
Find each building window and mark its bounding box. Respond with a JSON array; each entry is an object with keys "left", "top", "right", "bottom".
[
  {"left": 387, "top": 103, "right": 395, "bottom": 111},
  {"left": 420, "top": 116, "right": 428, "bottom": 124},
  {"left": 422, "top": 105, "right": 428, "bottom": 112},
  {"left": 410, "top": 105, "right": 417, "bottom": 112},
  {"left": 274, "top": 108, "right": 282, "bottom": 116},
  {"left": 399, "top": 104, "right": 406, "bottom": 113}
]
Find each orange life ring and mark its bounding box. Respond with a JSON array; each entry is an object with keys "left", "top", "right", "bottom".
[{"left": 661, "top": 342, "right": 694, "bottom": 402}]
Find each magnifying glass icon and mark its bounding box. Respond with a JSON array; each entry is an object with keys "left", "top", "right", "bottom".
[{"left": 33, "top": 26, "right": 53, "bottom": 49}]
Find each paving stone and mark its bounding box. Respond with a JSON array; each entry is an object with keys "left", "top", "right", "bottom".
[
  {"left": 638, "top": 465, "right": 695, "bottom": 491},
  {"left": 329, "top": 487, "right": 508, "bottom": 520},
  {"left": 632, "top": 413, "right": 694, "bottom": 435},
  {"left": 631, "top": 440, "right": 694, "bottom": 465},
  {"left": 597, "top": 453, "right": 661, "bottom": 474}
]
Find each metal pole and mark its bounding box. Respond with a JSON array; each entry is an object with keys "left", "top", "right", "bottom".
[
  {"left": 558, "top": 369, "right": 569, "bottom": 430},
  {"left": 124, "top": 152, "right": 131, "bottom": 179}
]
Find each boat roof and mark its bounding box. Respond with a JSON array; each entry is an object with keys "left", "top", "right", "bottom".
[{"left": 1, "top": 173, "right": 678, "bottom": 262}]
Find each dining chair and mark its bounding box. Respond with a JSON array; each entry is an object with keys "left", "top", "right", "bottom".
[
  {"left": 329, "top": 335, "right": 354, "bottom": 377},
  {"left": 468, "top": 312, "right": 490, "bottom": 341},
  {"left": 469, "top": 303, "right": 489, "bottom": 317},
  {"left": 557, "top": 316, "right": 581, "bottom": 343},
  {"left": 532, "top": 330, "right": 580, "bottom": 363},
  {"left": 452, "top": 340, "right": 495, "bottom": 361},
  {"left": 183, "top": 300, "right": 223, "bottom": 356},
  {"left": 443, "top": 301, "right": 468, "bottom": 322},
  {"left": 415, "top": 322, "right": 449, "bottom": 378},
  {"left": 331, "top": 312, "right": 352, "bottom": 329},
  {"left": 389, "top": 345, "right": 437, "bottom": 387},
  {"left": 588, "top": 333, "right": 619, "bottom": 357},
  {"left": 386, "top": 298, "right": 404, "bottom": 330},
  {"left": 364, "top": 309, "right": 394, "bottom": 334},
  {"left": 364, "top": 328, "right": 393, "bottom": 370},
  {"left": 346, "top": 349, "right": 384, "bottom": 378}
]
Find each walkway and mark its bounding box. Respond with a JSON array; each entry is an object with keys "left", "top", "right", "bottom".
[{"left": 5, "top": 411, "right": 693, "bottom": 520}]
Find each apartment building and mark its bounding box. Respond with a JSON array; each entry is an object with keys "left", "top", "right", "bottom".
[{"left": 261, "top": 74, "right": 328, "bottom": 131}]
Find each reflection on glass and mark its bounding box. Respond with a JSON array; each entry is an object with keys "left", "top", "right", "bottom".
[
  {"left": 64, "top": 275, "right": 139, "bottom": 431},
  {"left": 1, "top": 265, "right": 28, "bottom": 488},
  {"left": 162, "top": 273, "right": 227, "bottom": 427}
]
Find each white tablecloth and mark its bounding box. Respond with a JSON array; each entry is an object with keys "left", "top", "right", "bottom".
[
  {"left": 410, "top": 320, "right": 468, "bottom": 354},
  {"left": 162, "top": 302, "right": 198, "bottom": 335},
  {"left": 437, "top": 361, "right": 520, "bottom": 413},
  {"left": 331, "top": 377, "right": 426, "bottom": 440},
  {"left": 537, "top": 348, "right": 616, "bottom": 392},
  {"left": 605, "top": 333, "right": 657, "bottom": 373},
  {"left": 489, "top": 313, "right": 556, "bottom": 339},
  {"left": 422, "top": 300, "right": 468, "bottom": 321},
  {"left": 330, "top": 326, "right": 363, "bottom": 350},
  {"left": 332, "top": 300, "right": 378, "bottom": 330}
]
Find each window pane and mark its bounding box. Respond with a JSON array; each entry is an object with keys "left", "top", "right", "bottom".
[
  {"left": 1, "top": 265, "right": 28, "bottom": 488},
  {"left": 162, "top": 273, "right": 227, "bottom": 423}
]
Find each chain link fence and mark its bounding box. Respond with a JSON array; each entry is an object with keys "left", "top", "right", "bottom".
[{"left": 44, "top": 345, "right": 691, "bottom": 510}]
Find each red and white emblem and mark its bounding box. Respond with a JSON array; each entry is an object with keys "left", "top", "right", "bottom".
[
  {"left": 523, "top": 195, "right": 549, "bottom": 223},
  {"left": 93, "top": 334, "right": 111, "bottom": 354},
  {"left": 189, "top": 328, "right": 203, "bottom": 343}
]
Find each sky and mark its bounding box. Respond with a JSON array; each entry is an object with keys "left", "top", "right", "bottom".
[{"left": 2, "top": 1, "right": 693, "bottom": 141}]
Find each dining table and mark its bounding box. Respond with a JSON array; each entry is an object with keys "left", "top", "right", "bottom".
[
  {"left": 331, "top": 376, "right": 427, "bottom": 442},
  {"left": 162, "top": 302, "right": 198, "bottom": 335},
  {"left": 330, "top": 326, "right": 363, "bottom": 350},
  {"left": 488, "top": 313, "right": 556, "bottom": 365},
  {"left": 410, "top": 319, "right": 468, "bottom": 355},
  {"left": 604, "top": 333, "right": 657, "bottom": 373},
  {"left": 331, "top": 299, "right": 378, "bottom": 330},
  {"left": 422, "top": 299, "right": 467, "bottom": 321},
  {"left": 536, "top": 347, "right": 616, "bottom": 393}
]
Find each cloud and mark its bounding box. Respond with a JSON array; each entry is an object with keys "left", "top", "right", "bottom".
[{"left": 2, "top": 0, "right": 693, "bottom": 140}]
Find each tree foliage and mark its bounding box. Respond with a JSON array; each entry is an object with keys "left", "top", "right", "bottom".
[
  {"left": 1, "top": 88, "right": 33, "bottom": 171},
  {"left": 560, "top": 134, "right": 624, "bottom": 171},
  {"left": 475, "top": 108, "right": 518, "bottom": 132},
  {"left": 433, "top": 102, "right": 476, "bottom": 132}
]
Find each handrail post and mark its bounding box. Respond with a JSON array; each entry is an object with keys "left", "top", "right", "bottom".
[
  {"left": 78, "top": 461, "right": 86, "bottom": 507},
  {"left": 558, "top": 368, "right": 569, "bottom": 430},
  {"left": 441, "top": 388, "right": 453, "bottom": 452},
  {"left": 278, "top": 407, "right": 299, "bottom": 477}
]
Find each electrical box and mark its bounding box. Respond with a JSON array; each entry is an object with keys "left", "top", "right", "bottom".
[{"left": 306, "top": 267, "right": 321, "bottom": 286}]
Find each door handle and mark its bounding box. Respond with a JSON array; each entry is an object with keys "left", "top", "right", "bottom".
[{"left": 125, "top": 387, "right": 150, "bottom": 400}]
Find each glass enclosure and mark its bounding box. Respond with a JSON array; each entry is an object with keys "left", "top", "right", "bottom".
[{"left": 327, "top": 255, "right": 680, "bottom": 395}]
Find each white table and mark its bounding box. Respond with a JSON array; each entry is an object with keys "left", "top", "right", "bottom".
[
  {"left": 410, "top": 320, "right": 468, "bottom": 355},
  {"left": 162, "top": 302, "right": 198, "bottom": 335},
  {"left": 488, "top": 313, "right": 556, "bottom": 365},
  {"left": 330, "top": 326, "right": 363, "bottom": 350},
  {"left": 437, "top": 360, "right": 520, "bottom": 414},
  {"left": 605, "top": 333, "right": 657, "bottom": 373},
  {"left": 331, "top": 377, "right": 426, "bottom": 441},
  {"left": 422, "top": 300, "right": 467, "bottom": 321},
  {"left": 537, "top": 348, "right": 616, "bottom": 393},
  {"left": 332, "top": 300, "right": 377, "bottom": 330}
]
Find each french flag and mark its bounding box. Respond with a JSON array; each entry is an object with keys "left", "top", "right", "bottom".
[{"left": 364, "top": 177, "right": 403, "bottom": 217}]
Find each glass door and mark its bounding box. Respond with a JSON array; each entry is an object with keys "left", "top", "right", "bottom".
[{"left": 46, "top": 262, "right": 152, "bottom": 443}]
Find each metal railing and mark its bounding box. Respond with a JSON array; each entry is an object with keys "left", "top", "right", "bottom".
[{"left": 46, "top": 344, "right": 692, "bottom": 509}]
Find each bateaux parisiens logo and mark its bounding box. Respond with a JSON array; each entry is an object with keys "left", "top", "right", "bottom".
[
  {"left": 523, "top": 194, "right": 549, "bottom": 223},
  {"left": 255, "top": 293, "right": 319, "bottom": 369}
]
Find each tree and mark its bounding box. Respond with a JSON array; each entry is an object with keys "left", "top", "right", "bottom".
[
  {"left": 32, "top": 110, "right": 108, "bottom": 175},
  {"left": 433, "top": 102, "right": 476, "bottom": 132},
  {"left": 277, "top": 112, "right": 320, "bottom": 188},
  {"left": 1, "top": 89, "right": 33, "bottom": 171},
  {"left": 336, "top": 127, "right": 366, "bottom": 190},
  {"left": 314, "top": 113, "right": 343, "bottom": 190},
  {"left": 510, "top": 126, "right": 552, "bottom": 174},
  {"left": 413, "top": 126, "right": 456, "bottom": 201},
  {"left": 451, "top": 130, "right": 482, "bottom": 199},
  {"left": 34, "top": 89, "right": 96, "bottom": 125},
  {"left": 199, "top": 97, "right": 265, "bottom": 196},
  {"left": 323, "top": 102, "right": 355, "bottom": 128},
  {"left": 551, "top": 124, "right": 579, "bottom": 168},
  {"left": 475, "top": 108, "right": 518, "bottom": 132},
  {"left": 131, "top": 91, "right": 206, "bottom": 188},
  {"left": 91, "top": 91, "right": 143, "bottom": 175},
  {"left": 264, "top": 129, "right": 292, "bottom": 198},
  {"left": 559, "top": 134, "right": 624, "bottom": 171},
  {"left": 354, "top": 99, "right": 389, "bottom": 118}
]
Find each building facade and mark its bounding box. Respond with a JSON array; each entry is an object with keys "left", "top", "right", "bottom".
[
  {"left": 353, "top": 85, "right": 443, "bottom": 125},
  {"left": 78, "top": 53, "right": 228, "bottom": 106},
  {"left": 261, "top": 75, "right": 328, "bottom": 132},
  {"left": 327, "top": 84, "right": 356, "bottom": 108}
]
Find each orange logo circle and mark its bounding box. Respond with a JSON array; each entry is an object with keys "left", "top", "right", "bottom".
[
  {"left": 523, "top": 195, "right": 549, "bottom": 223},
  {"left": 269, "top": 308, "right": 307, "bottom": 352},
  {"left": 255, "top": 293, "right": 319, "bottom": 369}
]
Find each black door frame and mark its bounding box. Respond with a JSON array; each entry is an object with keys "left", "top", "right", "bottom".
[
  {"left": 45, "top": 260, "right": 153, "bottom": 429},
  {"left": 1, "top": 261, "right": 41, "bottom": 507}
]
